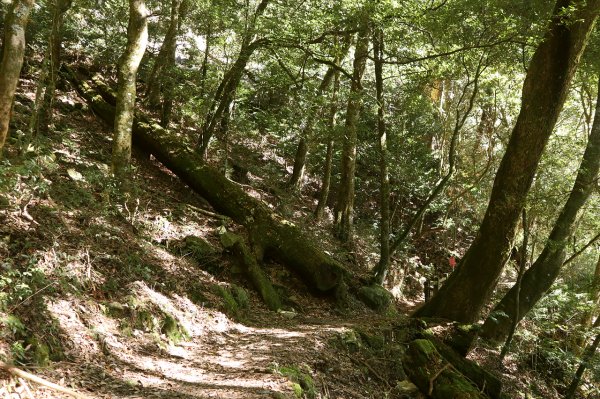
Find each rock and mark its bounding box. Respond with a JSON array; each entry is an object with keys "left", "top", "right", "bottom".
[{"left": 358, "top": 284, "right": 393, "bottom": 311}]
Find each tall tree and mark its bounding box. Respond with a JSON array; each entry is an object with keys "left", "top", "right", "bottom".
[
  {"left": 112, "top": 0, "right": 149, "bottom": 175},
  {"left": 0, "top": 0, "right": 35, "bottom": 154},
  {"left": 414, "top": 0, "right": 600, "bottom": 323},
  {"left": 334, "top": 14, "right": 370, "bottom": 242},
  {"left": 480, "top": 74, "right": 600, "bottom": 341},
  {"left": 372, "top": 27, "right": 391, "bottom": 284}
]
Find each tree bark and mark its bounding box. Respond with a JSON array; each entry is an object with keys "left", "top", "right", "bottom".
[
  {"left": 0, "top": 0, "right": 35, "bottom": 154},
  {"left": 414, "top": 0, "right": 600, "bottom": 323},
  {"left": 112, "top": 0, "right": 149, "bottom": 175},
  {"left": 333, "top": 16, "right": 369, "bottom": 242},
  {"left": 65, "top": 67, "right": 348, "bottom": 294},
  {"left": 480, "top": 74, "right": 600, "bottom": 341}
]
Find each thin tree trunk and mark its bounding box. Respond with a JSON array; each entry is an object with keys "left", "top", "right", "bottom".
[
  {"left": 375, "top": 58, "right": 483, "bottom": 283},
  {"left": 480, "top": 74, "right": 600, "bottom": 341},
  {"left": 500, "top": 209, "right": 528, "bottom": 360},
  {"left": 112, "top": 0, "right": 149, "bottom": 175},
  {"left": 145, "top": 0, "right": 182, "bottom": 111},
  {"left": 289, "top": 37, "right": 351, "bottom": 189},
  {"left": 199, "top": 21, "right": 212, "bottom": 99},
  {"left": 564, "top": 317, "right": 600, "bottom": 399},
  {"left": 334, "top": 16, "right": 369, "bottom": 242},
  {"left": 197, "top": 0, "right": 270, "bottom": 159},
  {"left": 314, "top": 67, "right": 340, "bottom": 220},
  {"left": 0, "top": 0, "right": 35, "bottom": 154},
  {"left": 414, "top": 0, "right": 600, "bottom": 323},
  {"left": 372, "top": 28, "right": 391, "bottom": 285},
  {"left": 37, "top": 0, "right": 71, "bottom": 132}
]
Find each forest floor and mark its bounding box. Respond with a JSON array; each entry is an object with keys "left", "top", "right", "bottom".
[{"left": 0, "top": 76, "right": 566, "bottom": 399}]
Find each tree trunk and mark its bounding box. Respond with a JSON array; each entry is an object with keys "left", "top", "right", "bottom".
[
  {"left": 500, "top": 209, "right": 528, "bottom": 360},
  {"left": 0, "top": 0, "right": 35, "bottom": 154},
  {"left": 37, "top": 0, "right": 71, "bottom": 133},
  {"left": 564, "top": 317, "right": 600, "bottom": 399},
  {"left": 289, "top": 37, "right": 350, "bottom": 189},
  {"left": 333, "top": 16, "right": 369, "bottom": 242},
  {"left": 372, "top": 28, "right": 391, "bottom": 285},
  {"left": 197, "top": 0, "right": 270, "bottom": 159},
  {"left": 145, "top": 0, "right": 182, "bottom": 112},
  {"left": 65, "top": 67, "right": 348, "bottom": 295},
  {"left": 480, "top": 74, "right": 600, "bottom": 341},
  {"left": 112, "top": 0, "right": 149, "bottom": 176},
  {"left": 414, "top": 0, "right": 600, "bottom": 323},
  {"left": 314, "top": 68, "right": 340, "bottom": 220}
]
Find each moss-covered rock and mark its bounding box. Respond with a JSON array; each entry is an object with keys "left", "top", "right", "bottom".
[
  {"left": 276, "top": 365, "right": 316, "bottom": 399},
  {"left": 183, "top": 235, "right": 221, "bottom": 261},
  {"left": 358, "top": 284, "right": 393, "bottom": 311},
  {"left": 403, "top": 339, "right": 487, "bottom": 399}
]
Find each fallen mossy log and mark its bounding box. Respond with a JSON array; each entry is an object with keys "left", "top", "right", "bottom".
[
  {"left": 63, "top": 66, "right": 348, "bottom": 294},
  {"left": 403, "top": 339, "right": 488, "bottom": 399}
]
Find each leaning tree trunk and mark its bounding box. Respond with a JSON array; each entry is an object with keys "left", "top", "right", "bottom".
[
  {"left": 414, "top": 0, "right": 600, "bottom": 323},
  {"left": 197, "top": 0, "right": 270, "bottom": 159},
  {"left": 112, "top": 0, "right": 149, "bottom": 175},
  {"left": 0, "top": 0, "right": 35, "bottom": 154},
  {"left": 480, "top": 74, "right": 600, "bottom": 341},
  {"left": 145, "top": 0, "right": 182, "bottom": 114},
  {"left": 333, "top": 16, "right": 370, "bottom": 242},
  {"left": 289, "top": 38, "right": 351, "bottom": 189},
  {"left": 65, "top": 67, "right": 348, "bottom": 295},
  {"left": 288, "top": 68, "right": 335, "bottom": 189}
]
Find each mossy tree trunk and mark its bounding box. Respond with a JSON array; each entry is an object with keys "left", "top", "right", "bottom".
[
  {"left": 414, "top": 0, "right": 600, "bottom": 323},
  {"left": 0, "top": 0, "right": 34, "bottom": 154},
  {"left": 480, "top": 74, "right": 600, "bottom": 341},
  {"left": 112, "top": 0, "right": 149, "bottom": 176},
  {"left": 333, "top": 16, "right": 370, "bottom": 242},
  {"left": 197, "top": 0, "right": 270, "bottom": 159},
  {"left": 65, "top": 68, "right": 348, "bottom": 295}
]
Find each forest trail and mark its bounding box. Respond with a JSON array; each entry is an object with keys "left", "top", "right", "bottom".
[
  {"left": 1, "top": 86, "right": 415, "bottom": 399},
  {"left": 16, "top": 295, "right": 380, "bottom": 399}
]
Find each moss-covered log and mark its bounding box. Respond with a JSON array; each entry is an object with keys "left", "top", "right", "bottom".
[
  {"left": 63, "top": 66, "right": 347, "bottom": 294},
  {"left": 403, "top": 339, "right": 488, "bottom": 399}
]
